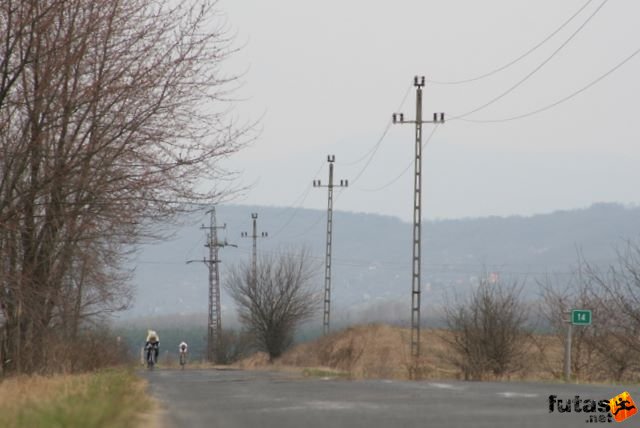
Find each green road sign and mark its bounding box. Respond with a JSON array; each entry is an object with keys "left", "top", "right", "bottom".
[{"left": 571, "top": 309, "right": 592, "bottom": 325}]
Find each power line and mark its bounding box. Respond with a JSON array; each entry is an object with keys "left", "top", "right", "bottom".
[
  {"left": 338, "top": 84, "right": 413, "bottom": 167},
  {"left": 257, "top": 81, "right": 407, "bottom": 238},
  {"left": 457, "top": 44, "right": 640, "bottom": 123},
  {"left": 269, "top": 159, "right": 326, "bottom": 239},
  {"left": 278, "top": 209, "right": 326, "bottom": 241},
  {"left": 449, "top": 0, "right": 609, "bottom": 120},
  {"left": 429, "top": 0, "right": 596, "bottom": 85},
  {"left": 267, "top": 185, "right": 313, "bottom": 235},
  {"left": 355, "top": 125, "right": 440, "bottom": 192},
  {"left": 277, "top": 188, "right": 348, "bottom": 241},
  {"left": 184, "top": 212, "right": 213, "bottom": 261},
  {"left": 137, "top": 252, "right": 593, "bottom": 277},
  {"left": 332, "top": 85, "right": 414, "bottom": 190}
]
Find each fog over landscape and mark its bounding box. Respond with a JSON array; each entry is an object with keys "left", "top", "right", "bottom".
[
  {"left": 219, "top": 0, "right": 640, "bottom": 222},
  {"left": 123, "top": 202, "right": 640, "bottom": 324},
  {"left": 3, "top": 0, "right": 640, "bottom": 423}
]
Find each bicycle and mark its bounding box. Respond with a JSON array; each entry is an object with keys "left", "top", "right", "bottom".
[
  {"left": 179, "top": 351, "right": 187, "bottom": 370},
  {"left": 146, "top": 346, "right": 157, "bottom": 370}
]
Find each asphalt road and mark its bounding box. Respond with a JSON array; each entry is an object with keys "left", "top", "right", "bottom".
[{"left": 141, "top": 369, "right": 638, "bottom": 428}]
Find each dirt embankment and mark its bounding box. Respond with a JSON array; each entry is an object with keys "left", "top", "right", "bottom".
[
  {"left": 236, "top": 323, "right": 563, "bottom": 381},
  {"left": 237, "top": 324, "right": 454, "bottom": 379}
]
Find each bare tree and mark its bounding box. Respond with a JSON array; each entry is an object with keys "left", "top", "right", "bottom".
[
  {"left": 537, "top": 272, "right": 602, "bottom": 380},
  {"left": 537, "top": 243, "right": 640, "bottom": 383},
  {"left": 0, "top": 1, "right": 61, "bottom": 111},
  {"left": 442, "top": 276, "right": 530, "bottom": 380},
  {"left": 226, "top": 248, "right": 320, "bottom": 361},
  {"left": 0, "top": 0, "right": 250, "bottom": 374},
  {"left": 579, "top": 243, "right": 640, "bottom": 380}
]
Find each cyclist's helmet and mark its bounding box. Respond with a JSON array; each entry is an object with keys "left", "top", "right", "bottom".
[{"left": 147, "top": 330, "right": 159, "bottom": 343}]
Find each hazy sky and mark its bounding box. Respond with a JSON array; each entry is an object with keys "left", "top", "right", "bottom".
[{"left": 217, "top": 0, "right": 639, "bottom": 222}]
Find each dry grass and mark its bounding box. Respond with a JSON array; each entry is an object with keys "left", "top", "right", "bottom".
[
  {"left": 0, "top": 369, "right": 155, "bottom": 428},
  {"left": 235, "top": 323, "right": 571, "bottom": 382},
  {"left": 0, "top": 374, "right": 89, "bottom": 415},
  {"left": 278, "top": 324, "right": 460, "bottom": 380},
  {"left": 235, "top": 351, "right": 271, "bottom": 369}
]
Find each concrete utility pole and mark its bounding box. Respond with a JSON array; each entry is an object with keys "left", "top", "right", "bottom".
[
  {"left": 187, "top": 207, "right": 236, "bottom": 363},
  {"left": 564, "top": 320, "right": 572, "bottom": 382},
  {"left": 241, "top": 213, "right": 268, "bottom": 289},
  {"left": 392, "top": 76, "right": 445, "bottom": 358},
  {"left": 313, "top": 155, "right": 348, "bottom": 335}
]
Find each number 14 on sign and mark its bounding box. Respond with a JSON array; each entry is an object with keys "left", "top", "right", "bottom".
[{"left": 572, "top": 309, "right": 592, "bottom": 325}]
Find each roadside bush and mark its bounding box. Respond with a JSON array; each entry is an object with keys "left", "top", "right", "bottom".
[
  {"left": 442, "top": 277, "right": 530, "bottom": 380},
  {"left": 216, "top": 329, "right": 254, "bottom": 364},
  {"left": 42, "top": 326, "right": 130, "bottom": 374}
]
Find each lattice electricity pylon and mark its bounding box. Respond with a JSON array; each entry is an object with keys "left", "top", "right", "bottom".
[{"left": 187, "top": 207, "right": 236, "bottom": 363}]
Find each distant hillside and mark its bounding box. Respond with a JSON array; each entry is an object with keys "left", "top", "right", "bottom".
[{"left": 121, "top": 202, "right": 640, "bottom": 323}]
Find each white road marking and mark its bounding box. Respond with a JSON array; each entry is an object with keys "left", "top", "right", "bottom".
[
  {"left": 497, "top": 392, "right": 539, "bottom": 398},
  {"left": 255, "top": 400, "right": 382, "bottom": 413},
  {"left": 428, "top": 382, "right": 463, "bottom": 390}
]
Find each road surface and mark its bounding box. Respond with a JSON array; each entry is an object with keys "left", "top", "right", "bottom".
[{"left": 141, "top": 368, "right": 637, "bottom": 427}]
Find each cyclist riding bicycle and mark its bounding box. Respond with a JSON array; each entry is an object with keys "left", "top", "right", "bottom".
[
  {"left": 178, "top": 341, "right": 188, "bottom": 368},
  {"left": 144, "top": 330, "right": 160, "bottom": 365}
]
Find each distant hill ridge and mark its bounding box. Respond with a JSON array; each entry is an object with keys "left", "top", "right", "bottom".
[{"left": 125, "top": 202, "right": 640, "bottom": 319}]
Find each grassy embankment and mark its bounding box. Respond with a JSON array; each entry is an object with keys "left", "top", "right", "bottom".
[
  {"left": 237, "top": 323, "right": 565, "bottom": 382},
  {"left": 0, "top": 368, "right": 158, "bottom": 428}
]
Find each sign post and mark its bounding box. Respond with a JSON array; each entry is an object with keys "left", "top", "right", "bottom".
[{"left": 564, "top": 309, "right": 592, "bottom": 382}]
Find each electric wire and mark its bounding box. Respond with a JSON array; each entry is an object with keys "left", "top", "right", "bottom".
[
  {"left": 220, "top": 85, "right": 409, "bottom": 241},
  {"left": 337, "top": 83, "right": 412, "bottom": 168},
  {"left": 186, "top": 0, "right": 616, "bottom": 244},
  {"left": 184, "top": 216, "right": 208, "bottom": 261},
  {"left": 250, "top": 159, "right": 325, "bottom": 239},
  {"left": 252, "top": 84, "right": 407, "bottom": 240},
  {"left": 449, "top": 0, "right": 609, "bottom": 120},
  {"left": 355, "top": 125, "right": 440, "bottom": 192},
  {"left": 135, "top": 255, "right": 580, "bottom": 276},
  {"left": 268, "top": 185, "right": 313, "bottom": 236},
  {"left": 457, "top": 44, "right": 640, "bottom": 123},
  {"left": 278, "top": 188, "right": 347, "bottom": 241},
  {"left": 347, "top": 85, "right": 421, "bottom": 186},
  {"left": 429, "top": 0, "right": 595, "bottom": 85}
]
